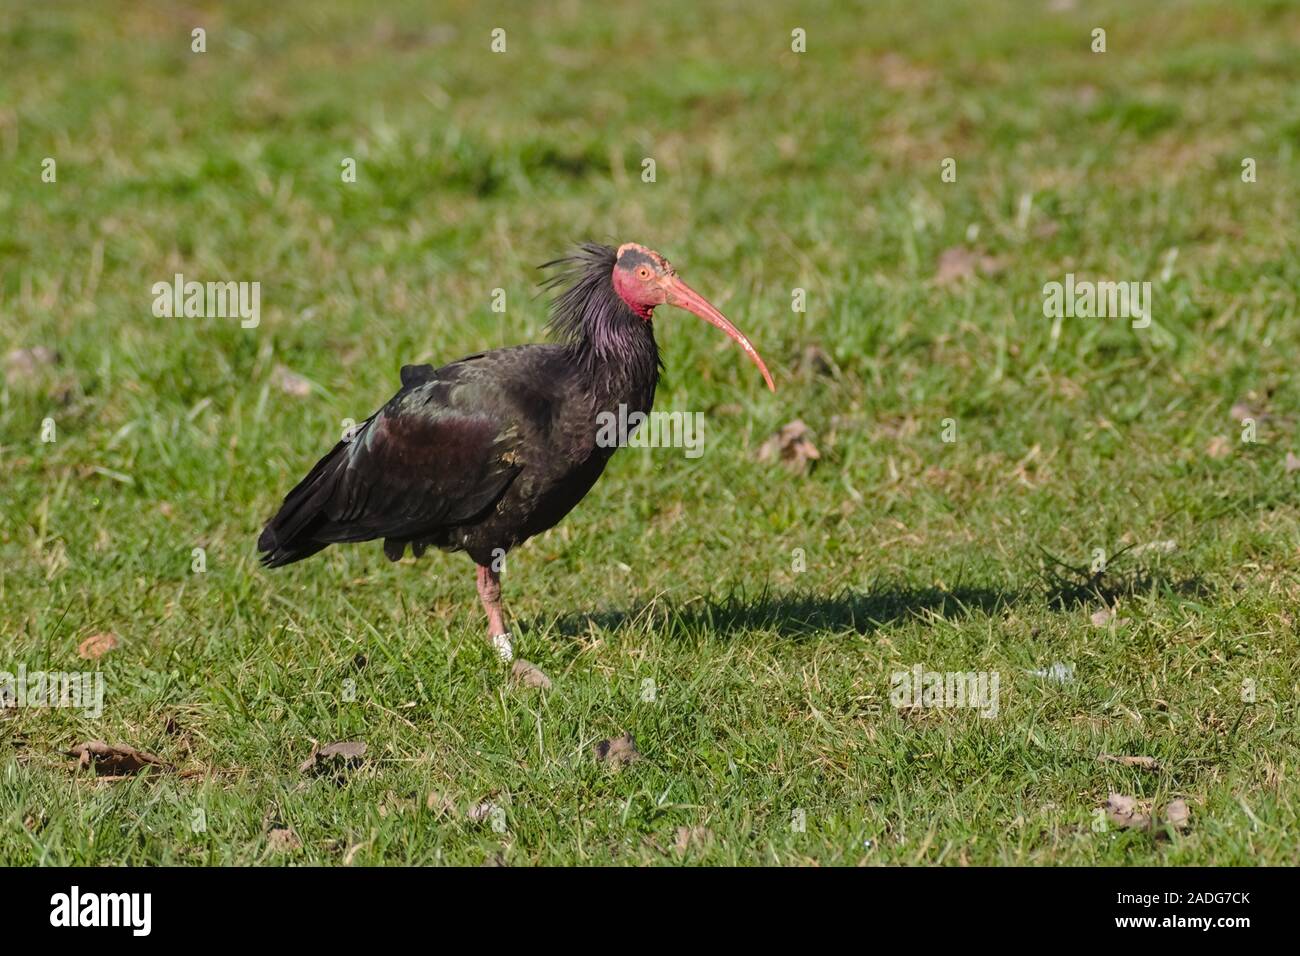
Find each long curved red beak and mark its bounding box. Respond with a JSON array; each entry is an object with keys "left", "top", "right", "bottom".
[{"left": 664, "top": 276, "right": 776, "bottom": 393}]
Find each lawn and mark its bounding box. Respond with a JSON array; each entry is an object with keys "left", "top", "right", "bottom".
[{"left": 1, "top": 0, "right": 1298, "bottom": 865}]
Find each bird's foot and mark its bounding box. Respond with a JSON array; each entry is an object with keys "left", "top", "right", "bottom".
[{"left": 490, "top": 632, "right": 514, "bottom": 663}]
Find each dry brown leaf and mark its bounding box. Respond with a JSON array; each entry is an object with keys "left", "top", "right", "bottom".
[
  {"left": 1104, "top": 793, "right": 1191, "bottom": 835},
  {"left": 271, "top": 364, "right": 312, "bottom": 397},
  {"left": 1230, "top": 398, "right": 1270, "bottom": 422},
  {"left": 757, "top": 420, "right": 821, "bottom": 475},
  {"left": 77, "top": 632, "right": 119, "bottom": 660},
  {"left": 267, "top": 825, "right": 302, "bottom": 853},
  {"left": 510, "top": 658, "right": 552, "bottom": 691},
  {"left": 1098, "top": 754, "right": 1160, "bottom": 771},
  {"left": 1205, "top": 435, "right": 1231, "bottom": 459},
  {"left": 593, "top": 732, "right": 641, "bottom": 767},
  {"left": 343, "top": 838, "right": 371, "bottom": 866},
  {"left": 1165, "top": 798, "right": 1191, "bottom": 831},
  {"left": 876, "top": 53, "right": 934, "bottom": 91},
  {"left": 318, "top": 740, "right": 367, "bottom": 760},
  {"left": 298, "top": 739, "right": 367, "bottom": 773},
  {"left": 798, "top": 344, "right": 837, "bottom": 378},
  {"left": 1105, "top": 793, "right": 1151, "bottom": 830},
  {"left": 426, "top": 791, "right": 457, "bottom": 817},
  {"left": 1129, "top": 540, "right": 1177, "bottom": 557},
  {"left": 934, "top": 247, "right": 1005, "bottom": 286},
  {"left": 467, "top": 799, "right": 500, "bottom": 823},
  {"left": 5, "top": 346, "right": 59, "bottom": 385},
  {"left": 674, "top": 825, "right": 713, "bottom": 856},
  {"left": 68, "top": 741, "right": 171, "bottom": 775},
  {"left": 378, "top": 790, "right": 417, "bottom": 818},
  {"left": 1090, "top": 607, "right": 1131, "bottom": 628}
]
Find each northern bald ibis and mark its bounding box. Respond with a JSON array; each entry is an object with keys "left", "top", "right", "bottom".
[{"left": 257, "top": 243, "right": 774, "bottom": 667}]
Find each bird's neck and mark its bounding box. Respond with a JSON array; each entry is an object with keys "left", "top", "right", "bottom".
[
  {"left": 546, "top": 255, "right": 661, "bottom": 418},
  {"left": 569, "top": 316, "right": 660, "bottom": 417}
]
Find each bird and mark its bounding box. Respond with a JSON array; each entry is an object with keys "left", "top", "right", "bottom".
[{"left": 257, "top": 242, "right": 774, "bottom": 670}]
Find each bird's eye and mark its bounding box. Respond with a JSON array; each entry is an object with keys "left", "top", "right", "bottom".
[{"left": 637, "top": 267, "right": 652, "bottom": 280}]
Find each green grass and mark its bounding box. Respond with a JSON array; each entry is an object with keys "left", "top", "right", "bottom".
[{"left": 2, "top": 0, "right": 1299, "bottom": 865}]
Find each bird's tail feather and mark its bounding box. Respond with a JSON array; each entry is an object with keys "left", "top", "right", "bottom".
[{"left": 258, "top": 439, "right": 353, "bottom": 567}]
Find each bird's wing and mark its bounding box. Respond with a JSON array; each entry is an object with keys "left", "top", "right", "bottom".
[
  {"left": 259, "top": 352, "right": 549, "bottom": 564},
  {"left": 327, "top": 361, "right": 526, "bottom": 535}
]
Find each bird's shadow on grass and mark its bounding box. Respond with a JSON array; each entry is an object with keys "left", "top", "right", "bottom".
[
  {"left": 526, "top": 563, "right": 1212, "bottom": 643},
  {"left": 1039, "top": 549, "right": 1214, "bottom": 610},
  {"left": 528, "top": 585, "right": 1020, "bottom": 643}
]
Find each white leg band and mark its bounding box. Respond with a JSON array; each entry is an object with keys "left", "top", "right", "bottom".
[{"left": 491, "top": 633, "right": 513, "bottom": 663}]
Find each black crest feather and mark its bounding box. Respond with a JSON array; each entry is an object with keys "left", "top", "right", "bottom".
[
  {"left": 540, "top": 242, "right": 623, "bottom": 347},
  {"left": 538, "top": 241, "right": 661, "bottom": 395}
]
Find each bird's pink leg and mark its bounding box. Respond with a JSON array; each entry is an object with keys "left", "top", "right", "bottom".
[{"left": 476, "top": 563, "right": 512, "bottom": 662}]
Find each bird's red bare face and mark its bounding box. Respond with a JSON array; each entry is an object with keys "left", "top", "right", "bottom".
[
  {"left": 612, "top": 243, "right": 674, "bottom": 318},
  {"left": 612, "top": 243, "right": 776, "bottom": 392}
]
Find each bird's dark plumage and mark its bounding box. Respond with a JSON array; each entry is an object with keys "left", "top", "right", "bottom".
[{"left": 258, "top": 243, "right": 659, "bottom": 569}]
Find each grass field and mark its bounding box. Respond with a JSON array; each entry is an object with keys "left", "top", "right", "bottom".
[{"left": 2, "top": 0, "right": 1299, "bottom": 866}]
